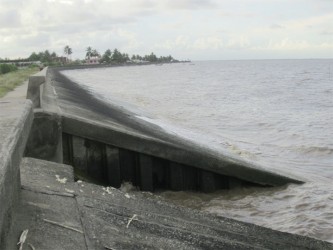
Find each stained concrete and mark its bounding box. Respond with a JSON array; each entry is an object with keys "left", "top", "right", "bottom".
[
  {"left": 0, "top": 100, "right": 33, "bottom": 247},
  {"left": 26, "top": 68, "right": 47, "bottom": 108},
  {"left": 44, "top": 67, "right": 303, "bottom": 187},
  {"left": 25, "top": 109, "right": 63, "bottom": 163},
  {"left": 5, "top": 157, "right": 332, "bottom": 250}
]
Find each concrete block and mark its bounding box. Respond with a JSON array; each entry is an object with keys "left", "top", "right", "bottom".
[
  {"left": 26, "top": 75, "right": 45, "bottom": 108},
  {"left": 25, "top": 110, "right": 62, "bottom": 163}
]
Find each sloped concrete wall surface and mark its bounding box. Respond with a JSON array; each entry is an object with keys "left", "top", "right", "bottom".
[
  {"left": 43, "top": 67, "right": 303, "bottom": 187},
  {"left": 0, "top": 100, "right": 33, "bottom": 247}
]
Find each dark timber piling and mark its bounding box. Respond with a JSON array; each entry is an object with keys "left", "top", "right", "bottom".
[{"left": 62, "top": 133, "right": 273, "bottom": 192}]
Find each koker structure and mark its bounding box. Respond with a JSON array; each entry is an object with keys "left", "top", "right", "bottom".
[{"left": 0, "top": 66, "right": 331, "bottom": 250}]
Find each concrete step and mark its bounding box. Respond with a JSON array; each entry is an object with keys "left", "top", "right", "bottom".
[{"left": 4, "top": 158, "right": 86, "bottom": 250}]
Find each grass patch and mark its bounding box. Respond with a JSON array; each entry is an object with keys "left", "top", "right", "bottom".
[{"left": 0, "top": 67, "right": 39, "bottom": 98}]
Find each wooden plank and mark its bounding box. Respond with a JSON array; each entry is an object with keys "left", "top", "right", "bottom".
[
  {"left": 62, "top": 133, "right": 73, "bottom": 166},
  {"left": 182, "top": 165, "right": 198, "bottom": 191},
  {"left": 152, "top": 158, "right": 168, "bottom": 190},
  {"left": 86, "top": 140, "right": 107, "bottom": 183},
  {"left": 229, "top": 177, "right": 243, "bottom": 189},
  {"left": 169, "top": 162, "right": 183, "bottom": 191},
  {"left": 139, "top": 154, "right": 153, "bottom": 192},
  {"left": 119, "top": 149, "right": 137, "bottom": 185},
  {"left": 106, "top": 146, "right": 121, "bottom": 188},
  {"left": 199, "top": 170, "right": 217, "bottom": 193},
  {"left": 72, "top": 136, "right": 87, "bottom": 173}
]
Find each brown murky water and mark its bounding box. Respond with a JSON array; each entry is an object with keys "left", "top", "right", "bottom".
[{"left": 62, "top": 59, "right": 333, "bottom": 242}]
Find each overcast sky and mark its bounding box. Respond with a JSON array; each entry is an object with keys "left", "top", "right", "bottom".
[{"left": 1, "top": 0, "right": 332, "bottom": 60}]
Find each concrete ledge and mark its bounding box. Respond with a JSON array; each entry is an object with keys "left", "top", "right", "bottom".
[
  {"left": 0, "top": 100, "right": 33, "bottom": 246},
  {"left": 61, "top": 112, "right": 302, "bottom": 187}
]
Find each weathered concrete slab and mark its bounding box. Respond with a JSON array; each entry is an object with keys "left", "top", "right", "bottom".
[
  {"left": 5, "top": 190, "right": 87, "bottom": 250},
  {"left": 43, "top": 68, "right": 304, "bottom": 188},
  {"left": 4, "top": 158, "right": 86, "bottom": 250},
  {"left": 20, "top": 157, "right": 75, "bottom": 196},
  {"left": 76, "top": 182, "right": 332, "bottom": 250},
  {"left": 0, "top": 100, "right": 33, "bottom": 247},
  {"left": 7, "top": 157, "right": 331, "bottom": 250}
]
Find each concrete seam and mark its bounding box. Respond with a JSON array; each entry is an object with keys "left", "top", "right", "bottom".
[
  {"left": 21, "top": 186, "right": 75, "bottom": 198},
  {"left": 74, "top": 195, "right": 90, "bottom": 250}
]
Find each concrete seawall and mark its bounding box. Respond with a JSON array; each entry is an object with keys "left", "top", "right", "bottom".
[
  {"left": 0, "top": 100, "right": 33, "bottom": 246},
  {"left": 41, "top": 67, "right": 303, "bottom": 190},
  {"left": 1, "top": 66, "right": 332, "bottom": 249}
]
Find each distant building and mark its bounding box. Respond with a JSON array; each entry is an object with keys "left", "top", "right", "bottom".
[
  {"left": 53, "top": 57, "right": 68, "bottom": 64},
  {"left": 0, "top": 60, "right": 42, "bottom": 68},
  {"left": 86, "top": 56, "right": 101, "bottom": 64}
]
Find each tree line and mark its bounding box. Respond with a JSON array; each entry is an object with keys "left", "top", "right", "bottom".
[
  {"left": 2, "top": 45, "right": 180, "bottom": 66},
  {"left": 27, "top": 45, "right": 178, "bottom": 65},
  {"left": 87, "top": 46, "right": 177, "bottom": 64}
]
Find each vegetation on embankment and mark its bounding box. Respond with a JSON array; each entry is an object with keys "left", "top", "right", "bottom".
[
  {"left": 0, "top": 64, "right": 18, "bottom": 75},
  {"left": 0, "top": 66, "right": 39, "bottom": 98}
]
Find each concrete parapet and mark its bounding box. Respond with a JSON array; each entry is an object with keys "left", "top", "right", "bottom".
[
  {"left": 0, "top": 100, "right": 33, "bottom": 247},
  {"left": 26, "top": 68, "right": 47, "bottom": 108},
  {"left": 25, "top": 109, "right": 63, "bottom": 163}
]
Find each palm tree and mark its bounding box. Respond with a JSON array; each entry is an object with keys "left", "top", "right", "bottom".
[
  {"left": 86, "top": 46, "right": 92, "bottom": 59},
  {"left": 67, "top": 47, "right": 72, "bottom": 60},
  {"left": 64, "top": 45, "right": 72, "bottom": 62},
  {"left": 92, "top": 49, "right": 100, "bottom": 58},
  {"left": 101, "top": 49, "right": 112, "bottom": 64}
]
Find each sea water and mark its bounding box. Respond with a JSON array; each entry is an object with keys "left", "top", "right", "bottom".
[{"left": 62, "top": 59, "right": 333, "bottom": 242}]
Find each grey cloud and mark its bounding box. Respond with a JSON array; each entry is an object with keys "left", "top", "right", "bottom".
[
  {"left": 320, "top": 30, "right": 333, "bottom": 36},
  {"left": 0, "top": 9, "right": 21, "bottom": 28},
  {"left": 134, "top": 0, "right": 158, "bottom": 9},
  {"left": 164, "top": 0, "right": 218, "bottom": 10},
  {"left": 270, "top": 24, "right": 285, "bottom": 30},
  {"left": 21, "top": 32, "right": 51, "bottom": 47}
]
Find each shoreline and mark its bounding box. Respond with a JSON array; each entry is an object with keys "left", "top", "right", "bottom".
[{"left": 0, "top": 68, "right": 332, "bottom": 248}]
